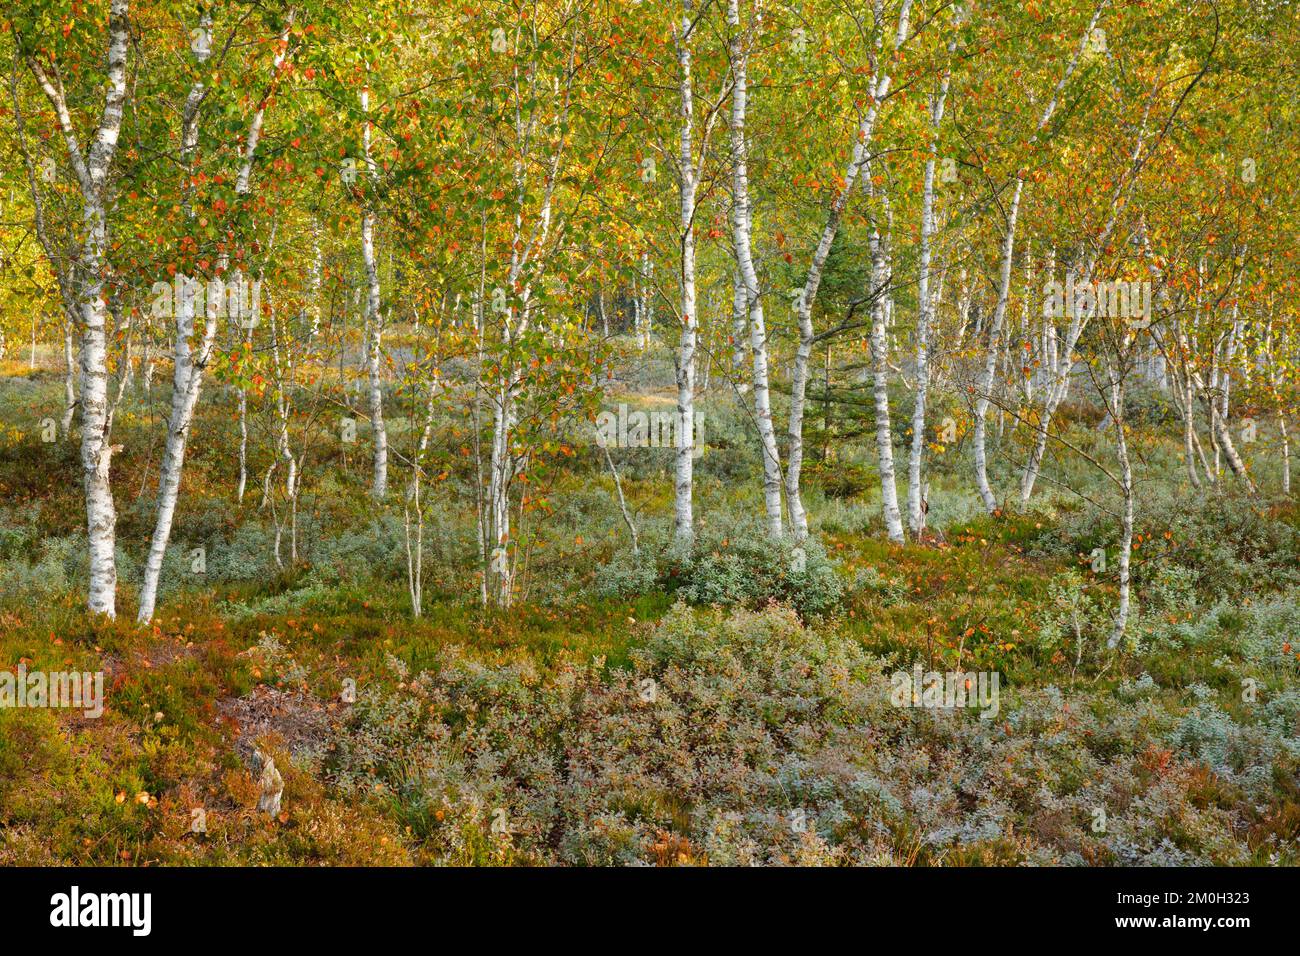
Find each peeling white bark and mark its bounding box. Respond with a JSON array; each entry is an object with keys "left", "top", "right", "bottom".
[
  {"left": 1106, "top": 365, "right": 1134, "bottom": 650},
  {"left": 976, "top": 4, "right": 1104, "bottom": 515},
  {"left": 673, "top": 0, "right": 699, "bottom": 543},
  {"left": 906, "top": 47, "right": 953, "bottom": 535},
  {"left": 865, "top": 163, "right": 904, "bottom": 544},
  {"left": 728, "top": 0, "right": 783, "bottom": 538},
  {"left": 25, "top": 0, "right": 131, "bottom": 617},
  {"left": 786, "top": 4, "right": 905, "bottom": 541},
  {"left": 138, "top": 21, "right": 291, "bottom": 623},
  {"left": 360, "top": 85, "right": 389, "bottom": 501}
]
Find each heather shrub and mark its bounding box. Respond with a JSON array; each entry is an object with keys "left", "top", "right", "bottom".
[
  {"left": 1036, "top": 487, "right": 1300, "bottom": 596},
  {"left": 1168, "top": 684, "right": 1300, "bottom": 799},
  {"left": 595, "top": 517, "right": 844, "bottom": 618},
  {"left": 0, "top": 534, "right": 80, "bottom": 600},
  {"left": 327, "top": 603, "right": 892, "bottom": 865},
  {"left": 1033, "top": 570, "right": 1111, "bottom": 668},
  {"left": 322, "top": 600, "right": 1293, "bottom": 866}
]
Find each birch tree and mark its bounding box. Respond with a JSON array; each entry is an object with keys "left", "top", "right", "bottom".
[
  {"left": 359, "top": 79, "right": 388, "bottom": 501},
  {"left": 727, "top": 0, "right": 783, "bottom": 538},
  {"left": 785, "top": 0, "right": 913, "bottom": 542},
  {"left": 137, "top": 12, "right": 295, "bottom": 624},
  {"left": 971, "top": 1, "right": 1105, "bottom": 515},
  {"left": 17, "top": 0, "right": 131, "bottom": 617}
]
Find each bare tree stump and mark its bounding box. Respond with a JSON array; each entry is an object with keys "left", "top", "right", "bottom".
[{"left": 253, "top": 749, "right": 284, "bottom": 816}]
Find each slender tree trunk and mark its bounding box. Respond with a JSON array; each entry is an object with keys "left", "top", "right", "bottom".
[
  {"left": 260, "top": 282, "right": 295, "bottom": 510},
  {"left": 487, "top": 385, "right": 514, "bottom": 605},
  {"left": 1106, "top": 366, "right": 1134, "bottom": 649},
  {"left": 1023, "top": 46, "right": 1162, "bottom": 507},
  {"left": 25, "top": 0, "right": 131, "bottom": 617},
  {"left": 1216, "top": 305, "right": 1241, "bottom": 475},
  {"left": 405, "top": 375, "right": 438, "bottom": 618},
  {"left": 866, "top": 166, "right": 905, "bottom": 544},
  {"left": 138, "top": 22, "right": 289, "bottom": 622},
  {"left": 599, "top": 436, "right": 638, "bottom": 554},
  {"left": 731, "top": 265, "right": 748, "bottom": 375},
  {"left": 786, "top": 36, "right": 897, "bottom": 540},
  {"left": 977, "top": 4, "right": 1105, "bottom": 513},
  {"left": 61, "top": 320, "right": 77, "bottom": 436},
  {"left": 870, "top": 280, "right": 904, "bottom": 543},
  {"left": 728, "top": 0, "right": 783, "bottom": 538},
  {"left": 973, "top": 181, "right": 1024, "bottom": 513},
  {"left": 672, "top": 0, "right": 698, "bottom": 543},
  {"left": 907, "top": 57, "right": 952, "bottom": 534},
  {"left": 360, "top": 85, "right": 388, "bottom": 500},
  {"left": 1204, "top": 388, "right": 1255, "bottom": 492},
  {"left": 236, "top": 336, "right": 250, "bottom": 501},
  {"left": 1183, "top": 374, "right": 1201, "bottom": 489},
  {"left": 1281, "top": 413, "right": 1291, "bottom": 495},
  {"left": 137, "top": 280, "right": 215, "bottom": 622}
]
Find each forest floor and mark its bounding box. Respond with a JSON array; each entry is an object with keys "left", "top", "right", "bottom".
[{"left": 1, "top": 343, "right": 1298, "bottom": 866}]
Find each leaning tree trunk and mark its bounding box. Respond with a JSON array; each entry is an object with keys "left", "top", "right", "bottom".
[
  {"left": 1203, "top": 387, "right": 1255, "bottom": 493},
  {"left": 138, "top": 22, "right": 290, "bottom": 623},
  {"left": 973, "top": 181, "right": 1024, "bottom": 514},
  {"left": 786, "top": 2, "right": 908, "bottom": 541}
]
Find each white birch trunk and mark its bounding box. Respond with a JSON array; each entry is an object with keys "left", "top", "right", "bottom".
[
  {"left": 26, "top": 0, "right": 130, "bottom": 617},
  {"left": 728, "top": 0, "right": 783, "bottom": 538},
  {"left": 360, "top": 85, "right": 388, "bottom": 500},
  {"left": 866, "top": 165, "right": 905, "bottom": 544},
  {"left": 405, "top": 375, "right": 438, "bottom": 618},
  {"left": 977, "top": 4, "right": 1104, "bottom": 513},
  {"left": 79, "top": 211, "right": 119, "bottom": 618},
  {"left": 973, "top": 181, "right": 1024, "bottom": 513},
  {"left": 1281, "top": 414, "right": 1291, "bottom": 495},
  {"left": 137, "top": 22, "right": 290, "bottom": 622},
  {"left": 1183, "top": 366, "right": 1202, "bottom": 489},
  {"left": 1106, "top": 366, "right": 1134, "bottom": 649},
  {"left": 906, "top": 56, "right": 952, "bottom": 534},
  {"left": 731, "top": 266, "right": 748, "bottom": 375},
  {"left": 786, "top": 2, "right": 909, "bottom": 541},
  {"left": 61, "top": 321, "right": 77, "bottom": 436},
  {"left": 673, "top": 0, "right": 698, "bottom": 543}
]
